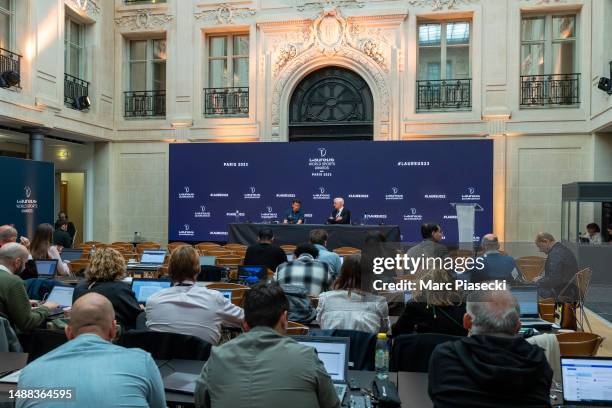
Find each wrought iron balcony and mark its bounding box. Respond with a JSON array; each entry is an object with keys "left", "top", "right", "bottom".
[
  {"left": 0, "top": 48, "right": 22, "bottom": 89},
  {"left": 204, "top": 87, "right": 249, "bottom": 116},
  {"left": 64, "top": 73, "right": 90, "bottom": 110},
  {"left": 416, "top": 79, "right": 472, "bottom": 112},
  {"left": 520, "top": 73, "right": 580, "bottom": 107},
  {"left": 124, "top": 90, "right": 166, "bottom": 118}
]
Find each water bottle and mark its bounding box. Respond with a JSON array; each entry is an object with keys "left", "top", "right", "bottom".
[
  {"left": 362, "top": 212, "right": 368, "bottom": 225},
  {"left": 235, "top": 210, "right": 240, "bottom": 223},
  {"left": 375, "top": 332, "right": 389, "bottom": 380},
  {"left": 90, "top": 244, "right": 96, "bottom": 258}
]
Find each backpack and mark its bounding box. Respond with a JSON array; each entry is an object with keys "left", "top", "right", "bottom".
[{"left": 281, "top": 284, "right": 316, "bottom": 324}]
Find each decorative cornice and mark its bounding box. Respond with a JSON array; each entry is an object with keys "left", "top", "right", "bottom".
[
  {"left": 194, "top": 4, "right": 256, "bottom": 25},
  {"left": 523, "top": 0, "right": 567, "bottom": 4},
  {"left": 115, "top": 9, "right": 174, "bottom": 31},
  {"left": 408, "top": 0, "right": 478, "bottom": 10},
  {"left": 65, "top": 0, "right": 100, "bottom": 19},
  {"left": 296, "top": 0, "right": 365, "bottom": 12}
]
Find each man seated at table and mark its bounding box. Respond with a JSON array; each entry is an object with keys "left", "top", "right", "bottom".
[
  {"left": 194, "top": 282, "right": 340, "bottom": 408},
  {"left": 283, "top": 199, "right": 305, "bottom": 224},
  {"left": 406, "top": 223, "right": 449, "bottom": 262},
  {"left": 309, "top": 229, "right": 341, "bottom": 279},
  {"left": 53, "top": 220, "right": 73, "bottom": 249},
  {"left": 244, "top": 228, "right": 288, "bottom": 271},
  {"left": 326, "top": 197, "right": 351, "bottom": 224},
  {"left": 0, "top": 243, "right": 57, "bottom": 332},
  {"left": 0, "top": 225, "right": 29, "bottom": 248},
  {"left": 470, "top": 234, "right": 521, "bottom": 285},
  {"left": 275, "top": 243, "right": 332, "bottom": 296},
  {"left": 534, "top": 232, "right": 578, "bottom": 300},
  {"left": 16, "top": 293, "right": 166, "bottom": 408},
  {"left": 428, "top": 289, "right": 552, "bottom": 408}
]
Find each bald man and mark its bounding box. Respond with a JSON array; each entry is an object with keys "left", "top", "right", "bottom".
[
  {"left": 470, "top": 234, "right": 521, "bottom": 284},
  {"left": 0, "top": 225, "right": 29, "bottom": 248},
  {"left": 428, "top": 290, "right": 552, "bottom": 408},
  {"left": 0, "top": 243, "right": 57, "bottom": 332},
  {"left": 17, "top": 293, "right": 166, "bottom": 408}
]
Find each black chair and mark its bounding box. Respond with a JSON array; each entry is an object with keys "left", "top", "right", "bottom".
[
  {"left": 305, "top": 329, "right": 377, "bottom": 371},
  {"left": 390, "top": 333, "right": 459, "bottom": 372},
  {"left": 116, "top": 330, "right": 212, "bottom": 361},
  {"left": 19, "top": 329, "right": 68, "bottom": 363}
]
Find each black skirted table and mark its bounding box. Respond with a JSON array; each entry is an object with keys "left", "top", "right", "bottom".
[{"left": 227, "top": 223, "right": 401, "bottom": 250}]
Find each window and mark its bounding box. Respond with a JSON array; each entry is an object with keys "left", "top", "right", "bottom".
[
  {"left": 64, "top": 16, "right": 85, "bottom": 78},
  {"left": 0, "top": 0, "right": 13, "bottom": 50},
  {"left": 205, "top": 34, "right": 249, "bottom": 116},
  {"left": 417, "top": 21, "right": 471, "bottom": 111},
  {"left": 125, "top": 38, "right": 166, "bottom": 118},
  {"left": 520, "top": 14, "right": 579, "bottom": 107}
]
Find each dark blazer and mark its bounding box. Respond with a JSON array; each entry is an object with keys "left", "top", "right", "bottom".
[
  {"left": 327, "top": 208, "right": 351, "bottom": 224},
  {"left": 392, "top": 302, "right": 467, "bottom": 337},
  {"left": 244, "top": 243, "right": 288, "bottom": 272},
  {"left": 73, "top": 281, "right": 142, "bottom": 330},
  {"left": 538, "top": 242, "right": 578, "bottom": 300}
]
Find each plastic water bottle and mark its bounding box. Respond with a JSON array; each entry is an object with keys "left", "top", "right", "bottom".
[
  {"left": 90, "top": 244, "right": 96, "bottom": 258},
  {"left": 375, "top": 333, "right": 389, "bottom": 380}
]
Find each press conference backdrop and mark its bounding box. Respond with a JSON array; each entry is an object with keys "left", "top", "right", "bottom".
[
  {"left": 0, "top": 156, "right": 54, "bottom": 239},
  {"left": 169, "top": 140, "right": 493, "bottom": 243}
]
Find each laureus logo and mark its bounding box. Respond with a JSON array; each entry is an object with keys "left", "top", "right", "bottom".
[
  {"left": 320, "top": 187, "right": 326, "bottom": 194},
  {"left": 179, "top": 224, "right": 194, "bottom": 237},
  {"left": 385, "top": 187, "right": 404, "bottom": 200},
  {"left": 318, "top": 148, "right": 327, "bottom": 157},
  {"left": 184, "top": 224, "right": 190, "bottom": 231},
  {"left": 24, "top": 186, "right": 31, "bottom": 198},
  {"left": 200, "top": 205, "right": 206, "bottom": 212},
  {"left": 244, "top": 186, "right": 261, "bottom": 199},
  {"left": 16, "top": 186, "right": 37, "bottom": 214},
  {"left": 468, "top": 187, "right": 475, "bottom": 195},
  {"left": 313, "top": 186, "right": 330, "bottom": 200},
  {"left": 403, "top": 207, "right": 423, "bottom": 221},
  {"left": 195, "top": 205, "right": 211, "bottom": 218},
  {"left": 179, "top": 185, "right": 195, "bottom": 199},
  {"left": 250, "top": 187, "right": 256, "bottom": 193},
  {"left": 461, "top": 186, "right": 480, "bottom": 201},
  {"left": 184, "top": 186, "right": 190, "bottom": 193},
  {"left": 266, "top": 206, "right": 273, "bottom": 213},
  {"left": 411, "top": 208, "right": 417, "bottom": 215},
  {"left": 261, "top": 206, "right": 278, "bottom": 220},
  {"left": 392, "top": 187, "right": 399, "bottom": 194}
]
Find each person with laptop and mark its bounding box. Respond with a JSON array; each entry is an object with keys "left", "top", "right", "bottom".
[
  {"left": 0, "top": 243, "right": 58, "bottom": 331},
  {"left": 194, "top": 282, "right": 340, "bottom": 408},
  {"left": 309, "top": 229, "right": 342, "bottom": 279},
  {"left": 145, "top": 246, "right": 243, "bottom": 345},
  {"left": 534, "top": 232, "right": 578, "bottom": 300},
  {"left": 428, "top": 289, "right": 553, "bottom": 408},
  {"left": 16, "top": 293, "right": 166, "bottom": 408},
  {"left": 73, "top": 248, "right": 142, "bottom": 330},
  {"left": 243, "top": 228, "right": 287, "bottom": 272},
  {"left": 29, "top": 223, "right": 70, "bottom": 276},
  {"left": 0, "top": 224, "right": 30, "bottom": 248},
  {"left": 275, "top": 243, "right": 332, "bottom": 297},
  {"left": 470, "top": 234, "right": 521, "bottom": 285}
]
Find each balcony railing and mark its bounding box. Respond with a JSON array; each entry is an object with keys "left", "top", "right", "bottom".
[
  {"left": 416, "top": 79, "right": 472, "bottom": 111},
  {"left": 0, "top": 48, "right": 22, "bottom": 88},
  {"left": 124, "top": 90, "right": 166, "bottom": 118},
  {"left": 204, "top": 87, "right": 249, "bottom": 116},
  {"left": 520, "top": 73, "right": 580, "bottom": 107},
  {"left": 64, "top": 73, "right": 90, "bottom": 110}
]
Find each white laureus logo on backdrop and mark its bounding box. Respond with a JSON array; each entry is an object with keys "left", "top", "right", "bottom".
[
  {"left": 184, "top": 186, "right": 190, "bottom": 193},
  {"left": 184, "top": 224, "right": 190, "bottom": 230},
  {"left": 469, "top": 187, "right": 475, "bottom": 195},
  {"left": 318, "top": 148, "right": 327, "bottom": 157},
  {"left": 403, "top": 207, "right": 423, "bottom": 221},
  {"left": 461, "top": 186, "right": 480, "bottom": 201},
  {"left": 179, "top": 185, "right": 195, "bottom": 199},
  {"left": 179, "top": 223, "right": 195, "bottom": 237},
  {"left": 244, "top": 186, "right": 261, "bottom": 199},
  {"left": 24, "top": 186, "right": 32, "bottom": 198},
  {"left": 309, "top": 148, "right": 335, "bottom": 177},
  {"left": 195, "top": 205, "right": 211, "bottom": 218},
  {"left": 313, "top": 186, "right": 330, "bottom": 200},
  {"left": 392, "top": 187, "right": 399, "bottom": 194},
  {"left": 261, "top": 206, "right": 278, "bottom": 220},
  {"left": 16, "top": 186, "right": 37, "bottom": 214},
  {"left": 411, "top": 208, "right": 417, "bottom": 215},
  {"left": 250, "top": 187, "right": 256, "bottom": 193},
  {"left": 385, "top": 187, "right": 404, "bottom": 200},
  {"left": 266, "top": 206, "right": 273, "bottom": 213}
]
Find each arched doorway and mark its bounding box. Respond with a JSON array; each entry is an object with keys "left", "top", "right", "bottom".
[{"left": 288, "top": 66, "right": 373, "bottom": 141}]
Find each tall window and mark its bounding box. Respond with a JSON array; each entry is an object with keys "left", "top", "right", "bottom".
[
  {"left": 521, "top": 15, "right": 576, "bottom": 76},
  {"left": 0, "top": 0, "right": 13, "bottom": 50},
  {"left": 64, "top": 17, "right": 85, "bottom": 78},
  {"left": 129, "top": 38, "right": 166, "bottom": 91},
  {"left": 208, "top": 34, "right": 249, "bottom": 89}
]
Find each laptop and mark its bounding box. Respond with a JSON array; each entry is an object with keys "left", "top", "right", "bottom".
[
  {"left": 131, "top": 278, "right": 172, "bottom": 304},
  {"left": 130, "top": 250, "right": 167, "bottom": 270},
  {"left": 45, "top": 285, "right": 75, "bottom": 315},
  {"left": 35, "top": 260, "right": 58, "bottom": 279},
  {"left": 199, "top": 256, "right": 216, "bottom": 266},
  {"left": 561, "top": 357, "right": 612, "bottom": 407},
  {"left": 511, "top": 286, "right": 553, "bottom": 330},
  {"left": 237, "top": 265, "right": 268, "bottom": 287},
  {"left": 60, "top": 249, "right": 83, "bottom": 262},
  {"left": 293, "top": 336, "right": 350, "bottom": 402},
  {"left": 163, "top": 372, "right": 199, "bottom": 395}
]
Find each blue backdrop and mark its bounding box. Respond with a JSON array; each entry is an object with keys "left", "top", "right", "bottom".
[
  {"left": 0, "top": 157, "right": 55, "bottom": 239},
  {"left": 169, "top": 140, "right": 493, "bottom": 243}
]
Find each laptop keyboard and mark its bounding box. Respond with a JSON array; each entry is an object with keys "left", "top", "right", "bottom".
[{"left": 335, "top": 384, "right": 347, "bottom": 401}]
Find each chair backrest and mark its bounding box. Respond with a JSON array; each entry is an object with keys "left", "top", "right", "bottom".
[
  {"left": 575, "top": 267, "right": 593, "bottom": 301},
  {"left": 116, "top": 330, "right": 212, "bottom": 361},
  {"left": 204, "top": 249, "right": 234, "bottom": 257},
  {"left": 280, "top": 245, "right": 297, "bottom": 254},
  {"left": 390, "top": 333, "right": 460, "bottom": 372},
  {"left": 136, "top": 243, "right": 161, "bottom": 253},
  {"left": 332, "top": 329, "right": 377, "bottom": 371},
  {"left": 538, "top": 298, "right": 556, "bottom": 322},
  {"left": 333, "top": 247, "right": 361, "bottom": 255},
  {"left": 21, "top": 329, "right": 68, "bottom": 363},
  {"left": 207, "top": 283, "right": 250, "bottom": 306},
  {"left": 216, "top": 256, "right": 244, "bottom": 267},
  {"left": 516, "top": 256, "right": 546, "bottom": 282},
  {"left": 68, "top": 259, "right": 90, "bottom": 276},
  {"left": 195, "top": 242, "right": 221, "bottom": 253},
  {"left": 287, "top": 321, "right": 309, "bottom": 335},
  {"left": 224, "top": 243, "right": 247, "bottom": 250},
  {"left": 556, "top": 332, "right": 604, "bottom": 357}
]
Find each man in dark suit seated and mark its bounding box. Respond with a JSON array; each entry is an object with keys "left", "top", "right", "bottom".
[
  {"left": 243, "top": 228, "right": 288, "bottom": 271},
  {"left": 534, "top": 232, "right": 578, "bottom": 301},
  {"left": 406, "top": 223, "right": 449, "bottom": 261},
  {"left": 471, "top": 234, "right": 521, "bottom": 284},
  {"left": 428, "top": 289, "right": 553, "bottom": 408},
  {"left": 53, "top": 221, "right": 73, "bottom": 249},
  {"left": 326, "top": 197, "right": 351, "bottom": 225}
]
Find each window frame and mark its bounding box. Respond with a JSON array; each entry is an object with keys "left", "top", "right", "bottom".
[
  {"left": 64, "top": 14, "right": 86, "bottom": 79},
  {"left": 0, "top": 0, "right": 15, "bottom": 51},
  {"left": 128, "top": 37, "right": 167, "bottom": 92},
  {"left": 206, "top": 33, "right": 249, "bottom": 89},
  {"left": 417, "top": 19, "right": 472, "bottom": 81}
]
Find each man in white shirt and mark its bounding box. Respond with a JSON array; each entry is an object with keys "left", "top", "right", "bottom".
[{"left": 145, "top": 246, "right": 243, "bottom": 344}]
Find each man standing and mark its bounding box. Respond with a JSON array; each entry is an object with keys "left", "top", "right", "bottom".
[
  {"left": 17, "top": 293, "right": 166, "bottom": 408},
  {"left": 0, "top": 243, "right": 57, "bottom": 332},
  {"left": 428, "top": 290, "right": 552, "bottom": 408},
  {"left": 53, "top": 220, "right": 73, "bottom": 249},
  {"left": 195, "top": 282, "right": 340, "bottom": 408},
  {"left": 326, "top": 197, "right": 351, "bottom": 225},
  {"left": 309, "top": 229, "right": 341, "bottom": 279},
  {"left": 283, "top": 199, "right": 305, "bottom": 224},
  {"left": 54, "top": 212, "right": 76, "bottom": 242},
  {"left": 244, "top": 228, "right": 288, "bottom": 271},
  {"left": 534, "top": 232, "right": 578, "bottom": 300}
]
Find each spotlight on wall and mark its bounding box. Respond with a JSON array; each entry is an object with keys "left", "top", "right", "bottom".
[
  {"left": 74, "top": 95, "right": 91, "bottom": 111},
  {"left": 0, "top": 70, "right": 20, "bottom": 88},
  {"left": 597, "top": 61, "right": 612, "bottom": 95}
]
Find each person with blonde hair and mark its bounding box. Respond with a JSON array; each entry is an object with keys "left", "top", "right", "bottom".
[
  {"left": 392, "top": 268, "right": 467, "bottom": 337},
  {"left": 73, "top": 247, "right": 142, "bottom": 330}
]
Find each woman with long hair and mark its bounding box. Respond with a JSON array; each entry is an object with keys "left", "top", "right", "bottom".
[
  {"left": 316, "top": 254, "right": 389, "bottom": 333},
  {"left": 29, "top": 223, "right": 70, "bottom": 276}
]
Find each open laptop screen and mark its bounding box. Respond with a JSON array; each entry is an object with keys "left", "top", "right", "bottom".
[
  {"left": 510, "top": 286, "right": 539, "bottom": 317},
  {"left": 140, "top": 250, "right": 166, "bottom": 265},
  {"left": 60, "top": 249, "right": 83, "bottom": 262},
  {"left": 35, "top": 260, "right": 57, "bottom": 278},
  {"left": 295, "top": 337, "right": 348, "bottom": 382},
  {"left": 562, "top": 357, "right": 612, "bottom": 404},
  {"left": 199, "top": 256, "right": 216, "bottom": 266},
  {"left": 237, "top": 266, "right": 267, "bottom": 285},
  {"left": 46, "top": 286, "right": 74, "bottom": 308},
  {"left": 131, "top": 279, "right": 171, "bottom": 303}
]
